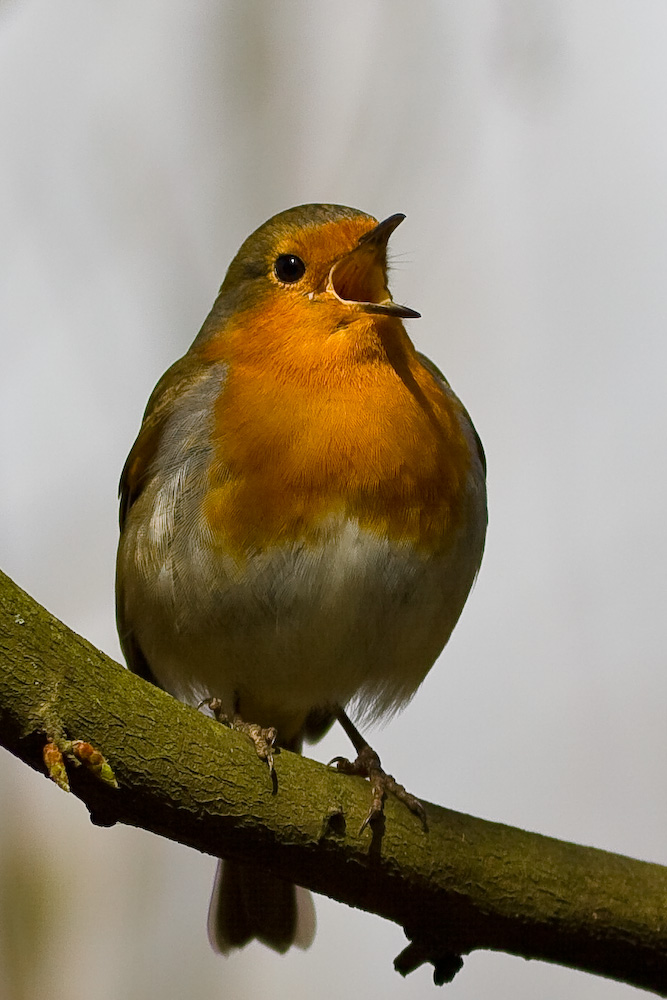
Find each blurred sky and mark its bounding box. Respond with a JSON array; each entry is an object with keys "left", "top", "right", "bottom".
[{"left": 1, "top": 2, "right": 667, "bottom": 998}]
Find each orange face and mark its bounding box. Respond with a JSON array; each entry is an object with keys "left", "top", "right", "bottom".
[{"left": 195, "top": 210, "right": 474, "bottom": 558}]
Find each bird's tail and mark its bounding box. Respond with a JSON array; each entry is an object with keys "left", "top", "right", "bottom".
[{"left": 207, "top": 859, "right": 316, "bottom": 954}]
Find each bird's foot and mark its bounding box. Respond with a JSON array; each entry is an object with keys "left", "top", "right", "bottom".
[
  {"left": 330, "top": 707, "right": 427, "bottom": 834},
  {"left": 229, "top": 716, "right": 277, "bottom": 773},
  {"left": 330, "top": 744, "right": 427, "bottom": 834},
  {"left": 202, "top": 698, "right": 277, "bottom": 773}
]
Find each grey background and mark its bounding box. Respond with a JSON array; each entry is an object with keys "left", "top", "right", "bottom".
[{"left": 1, "top": 2, "right": 666, "bottom": 998}]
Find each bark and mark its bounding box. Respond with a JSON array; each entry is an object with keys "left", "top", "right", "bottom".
[{"left": 0, "top": 568, "right": 665, "bottom": 992}]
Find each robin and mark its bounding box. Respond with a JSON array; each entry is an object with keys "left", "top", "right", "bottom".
[{"left": 116, "top": 203, "right": 487, "bottom": 954}]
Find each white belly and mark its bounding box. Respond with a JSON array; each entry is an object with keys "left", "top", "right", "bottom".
[{"left": 120, "top": 493, "right": 483, "bottom": 737}]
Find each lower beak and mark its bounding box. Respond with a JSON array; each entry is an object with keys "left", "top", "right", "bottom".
[{"left": 327, "top": 214, "right": 421, "bottom": 320}]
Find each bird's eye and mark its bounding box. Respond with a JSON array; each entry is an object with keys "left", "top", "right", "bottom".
[{"left": 274, "top": 254, "right": 306, "bottom": 283}]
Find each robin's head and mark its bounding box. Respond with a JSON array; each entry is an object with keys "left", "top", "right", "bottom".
[{"left": 198, "top": 204, "right": 420, "bottom": 343}]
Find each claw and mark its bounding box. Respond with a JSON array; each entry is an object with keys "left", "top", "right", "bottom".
[
  {"left": 199, "top": 696, "right": 224, "bottom": 716},
  {"left": 233, "top": 716, "right": 277, "bottom": 774},
  {"left": 201, "top": 699, "right": 278, "bottom": 774},
  {"left": 333, "top": 708, "right": 428, "bottom": 834}
]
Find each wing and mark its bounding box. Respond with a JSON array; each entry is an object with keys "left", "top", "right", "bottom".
[
  {"left": 116, "top": 352, "right": 207, "bottom": 684},
  {"left": 118, "top": 354, "right": 205, "bottom": 529},
  {"left": 417, "top": 350, "right": 486, "bottom": 476}
]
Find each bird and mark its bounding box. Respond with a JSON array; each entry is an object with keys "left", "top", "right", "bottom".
[{"left": 116, "top": 203, "right": 487, "bottom": 955}]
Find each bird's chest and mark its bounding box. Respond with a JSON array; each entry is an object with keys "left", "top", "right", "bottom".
[{"left": 202, "top": 357, "right": 473, "bottom": 558}]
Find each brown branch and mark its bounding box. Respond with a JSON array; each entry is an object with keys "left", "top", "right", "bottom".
[{"left": 0, "top": 567, "right": 665, "bottom": 992}]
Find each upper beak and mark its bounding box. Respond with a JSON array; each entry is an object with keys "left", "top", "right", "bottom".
[{"left": 326, "top": 214, "right": 421, "bottom": 320}]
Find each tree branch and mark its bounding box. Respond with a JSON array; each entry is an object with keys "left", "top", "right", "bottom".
[{"left": 0, "top": 568, "right": 665, "bottom": 992}]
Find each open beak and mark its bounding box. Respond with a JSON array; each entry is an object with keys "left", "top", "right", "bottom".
[{"left": 326, "top": 214, "right": 421, "bottom": 319}]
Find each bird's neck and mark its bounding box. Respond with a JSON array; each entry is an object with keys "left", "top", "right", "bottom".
[{"left": 201, "top": 297, "right": 414, "bottom": 381}]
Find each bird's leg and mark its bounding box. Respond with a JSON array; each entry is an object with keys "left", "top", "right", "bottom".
[
  {"left": 201, "top": 697, "right": 277, "bottom": 773},
  {"left": 330, "top": 707, "right": 427, "bottom": 833}
]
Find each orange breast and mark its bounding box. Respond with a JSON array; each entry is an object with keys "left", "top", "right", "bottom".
[{"left": 200, "top": 298, "right": 473, "bottom": 556}]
